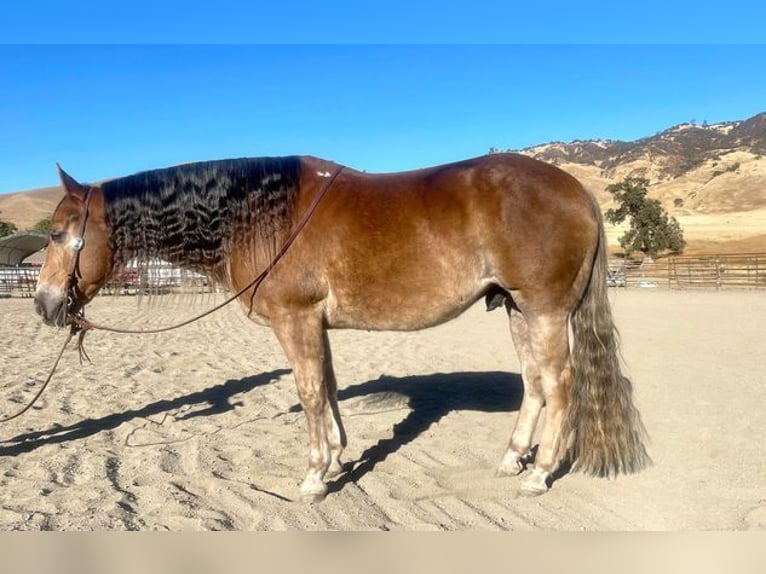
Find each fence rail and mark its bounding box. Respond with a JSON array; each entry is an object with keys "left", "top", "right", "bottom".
[
  {"left": 0, "top": 267, "right": 39, "bottom": 297},
  {"left": 608, "top": 252, "right": 766, "bottom": 290},
  {"left": 0, "top": 262, "right": 210, "bottom": 299},
  {"left": 4, "top": 252, "right": 766, "bottom": 298}
]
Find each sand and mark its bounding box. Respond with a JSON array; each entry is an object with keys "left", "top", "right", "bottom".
[{"left": 0, "top": 289, "right": 764, "bottom": 531}]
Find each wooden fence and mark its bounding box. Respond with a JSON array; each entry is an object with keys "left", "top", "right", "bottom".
[{"left": 608, "top": 253, "right": 766, "bottom": 290}]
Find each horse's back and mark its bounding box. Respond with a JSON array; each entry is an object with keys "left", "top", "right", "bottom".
[{"left": 267, "top": 154, "right": 599, "bottom": 329}]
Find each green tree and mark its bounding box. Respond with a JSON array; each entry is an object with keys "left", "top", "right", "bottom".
[
  {"left": 605, "top": 176, "right": 686, "bottom": 257},
  {"left": 31, "top": 217, "right": 52, "bottom": 234},
  {"left": 0, "top": 211, "right": 17, "bottom": 238}
]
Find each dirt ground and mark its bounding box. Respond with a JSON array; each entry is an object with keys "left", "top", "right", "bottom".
[{"left": 0, "top": 289, "right": 764, "bottom": 530}]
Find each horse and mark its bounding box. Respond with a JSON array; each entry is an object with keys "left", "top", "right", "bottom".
[{"left": 33, "top": 153, "right": 649, "bottom": 502}]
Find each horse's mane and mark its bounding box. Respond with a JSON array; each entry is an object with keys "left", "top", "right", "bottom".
[{"left": 101, "top": 157, "right": 301, "bottom": 285}]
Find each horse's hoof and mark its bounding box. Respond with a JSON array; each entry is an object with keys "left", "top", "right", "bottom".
[
  {"left": 300, "top": 476, "right": 328, "bottom": 503},
  {"left": 496, "top": 452, "right": 525, "bottom": 477},
  {"left": 519, "top": 482, "right": 548, "bottom": 497},
  {"left": 519, "top": 469, "right": 549, "bottom": 496},
  {"left": 497, "top": 460, "right": 524, "bottom": 477},
  {"left": 300, "top": 490, "right": 327, "bottom": 504}
]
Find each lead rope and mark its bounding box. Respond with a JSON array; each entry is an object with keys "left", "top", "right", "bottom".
[
  {"left": 0, "top": 165, "right": 344, "bottom": 423},
  {"left": 0, "top": 330, "right": 76, "bottom": 423},
  {"left": 0, "top": 184, "right": 94, "bottom": 424}
]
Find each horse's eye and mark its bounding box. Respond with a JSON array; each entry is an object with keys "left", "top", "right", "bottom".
[{"left": 49, "top": 230, "right": 67, "bottom": 244}]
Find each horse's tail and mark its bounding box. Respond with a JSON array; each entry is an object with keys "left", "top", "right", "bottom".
[{"left": 563, "top": 202, "right": 651, "bottom": 477}]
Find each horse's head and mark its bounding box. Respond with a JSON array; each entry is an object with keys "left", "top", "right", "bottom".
[{"left": 34, "top": 166, "right": 113, "bottom": 327}]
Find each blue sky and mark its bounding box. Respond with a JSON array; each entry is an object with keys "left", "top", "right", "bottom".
[
  {"left": 3, "top": 1, "right": 765, "bottom": 44},
  {"left": 2, "top": 4, "right": 766, "bottom": 193}
]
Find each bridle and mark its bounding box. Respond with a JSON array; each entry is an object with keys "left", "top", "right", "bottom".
[
  {"left": 64, "top": 188, "right": 94, "bottom": 327},
  {"left": 1, "top": 165, "right": 344, "bottom": 423},
  {"left": 0, "top": 189, "right": 95, "bottom": 423}
]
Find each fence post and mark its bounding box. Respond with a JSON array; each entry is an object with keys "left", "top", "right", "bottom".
[
  {"left": 715, "top": 258, "right": 721, "bottom": 290},
  {"left": 668, "top": 258, "right": 672, "bottom": 289}
]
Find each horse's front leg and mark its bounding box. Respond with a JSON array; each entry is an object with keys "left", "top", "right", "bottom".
[{"left": 272, "top": 308, "right": 337, "bottom": 502}]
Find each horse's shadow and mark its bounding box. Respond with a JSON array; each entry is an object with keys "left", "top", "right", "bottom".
[
  {"left": 0, "top": 369, "right": 524, "bottom": 492},
  {"left": 323, "top": 371, "right": 524, "bottom": 493},
  {"left": 0, "top": 369, "right": 291, "bottom": 457}
]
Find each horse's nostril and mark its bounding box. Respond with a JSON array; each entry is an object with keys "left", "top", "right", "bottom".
[
  {"left": 34, "top": 297, "right": 45, "bottom": 318},
  {"left": 34, "top": 292, "right": 64, "bottom": 326}
]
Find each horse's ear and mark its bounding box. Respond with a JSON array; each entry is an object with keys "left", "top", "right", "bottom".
[{"left": 57, "top": 163, "right": 88, "bottom": 201}]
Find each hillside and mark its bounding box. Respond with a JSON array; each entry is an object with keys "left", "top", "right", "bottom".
[
  {"left": 506, "top": 111, "right": 766, "bottom": 253},
  {"left": 513, "top": 111, "right": 766, "bottom": 215},
  {"left": 0, "top": 186, "right": 62, "bottom": 231}
]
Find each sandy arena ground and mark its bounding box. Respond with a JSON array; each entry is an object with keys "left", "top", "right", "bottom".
[{"left": 0, "top": 289, "right": 764, "bottom": 530}]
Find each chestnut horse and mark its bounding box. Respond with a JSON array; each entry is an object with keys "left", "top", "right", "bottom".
[{"left": 34, "top": 153, "right": 649, "bottom": 501}]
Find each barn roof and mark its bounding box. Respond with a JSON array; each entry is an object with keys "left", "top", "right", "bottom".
[{"left": 0, "top": 232, "right": 47, "bottom": 265}]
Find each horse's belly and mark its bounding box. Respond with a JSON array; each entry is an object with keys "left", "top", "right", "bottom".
[{"left": 322, "top": 280, "right": 489, "bottom": 331}]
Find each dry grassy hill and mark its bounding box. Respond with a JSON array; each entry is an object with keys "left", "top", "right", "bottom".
[
  {"left": 545, "top": 151, "right": 766, "bottom": 254},
  {"left": 0, "top": 186, "right": 62, "bottom": 232},
  {"left": 513, "top": 111, "right": 766, "bottom": 254}
]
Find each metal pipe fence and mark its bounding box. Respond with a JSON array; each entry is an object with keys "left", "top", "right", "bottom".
[
  {"left": 0, "top": 267, "right": 40, "bottom": 298},
  {"left": 4, "top": 253, "right": 766, "bottom": 299}
]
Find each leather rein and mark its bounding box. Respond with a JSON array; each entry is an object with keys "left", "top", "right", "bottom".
[
  {"left": 0, "top": 166, "right": 344, "bottom": 423},
  {"left": 0, "top": 189, "right": 95, "bottom": 423}
]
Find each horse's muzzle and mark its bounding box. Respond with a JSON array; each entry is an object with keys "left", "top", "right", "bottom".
[{"left": 34, "top": 289, "right": 70, "bottom": 328}]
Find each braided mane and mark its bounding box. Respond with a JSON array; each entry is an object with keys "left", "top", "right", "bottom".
[{"left": 101, "top": 157, "right": 301, "bottom": 284}]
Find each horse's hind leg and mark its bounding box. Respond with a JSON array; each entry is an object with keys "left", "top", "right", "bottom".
[
  {"left": 272, "top": 308, "right": 341, "bottom": 502},
  {"left": 518, "top": 312, "right": 573, "bottom": 496},
  {"left": 322, "top": 330, "right": 347, "bottom": 478},
  {"left": 498, "top": 306, "right": 544, "bottom": 477}
]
